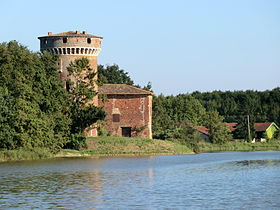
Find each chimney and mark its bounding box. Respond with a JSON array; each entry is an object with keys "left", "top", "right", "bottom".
[
  {"left": 48, "top": 32, "right": 53, "bottom": 35},
  {"left": 76, "top": 30, "right": 80, "bottom": 34}
]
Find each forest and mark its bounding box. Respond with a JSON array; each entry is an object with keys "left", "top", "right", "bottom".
[{"left": 0, "top": 41, "right": 105, "bottom": 152}]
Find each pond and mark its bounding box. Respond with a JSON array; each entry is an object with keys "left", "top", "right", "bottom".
[{"left": 0, "top": 151, "right": 279, "bottom": 209}]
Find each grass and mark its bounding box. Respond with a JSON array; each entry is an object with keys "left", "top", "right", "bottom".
[
  {"left": 2, "top": 138, "right": 279, "bottom": 162},
  {"left": 196, "top": 140, "right": 280, "bottom": 153},
  {"left": 0, "top": 148, "right": 53, "bottom": 162},
  {"left": 58, "top": 136, "right": 194, "bottom": 157}
]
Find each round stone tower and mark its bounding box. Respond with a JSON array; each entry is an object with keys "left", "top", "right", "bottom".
[
  {"left": 38, "top": 30, "right": 102, "bottom": 81},
  {"left": 38, "top": 31, "right": 103, "bottom": 137}
]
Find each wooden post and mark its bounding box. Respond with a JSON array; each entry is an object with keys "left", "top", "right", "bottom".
[{"left": 247, "top": 115, "right": 251, "bottom": 142}]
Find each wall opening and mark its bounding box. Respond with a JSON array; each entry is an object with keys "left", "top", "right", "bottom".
[
  {"left": 63, "top": 37, "right": 67, "bottom": 43},
  {"left": 122, "top": 127, "right": 132, "bottom": 137},
  {"left": 112, "top": 114, "right": 120, "bottom": 122},
  {"left": 87, "top": 38, "right": 91, "bottom": 44}
]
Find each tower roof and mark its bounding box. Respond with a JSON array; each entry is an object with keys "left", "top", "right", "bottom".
[{"left": 38, "top": 31, "right": 103, "bottom": 39}]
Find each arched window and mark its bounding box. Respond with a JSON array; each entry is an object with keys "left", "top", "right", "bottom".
[
  {"left": 87, "top": 38, "right": 91, "bottom": 44},
  {"left": 63, "top": 37, "right": 67, "bottom": 43}
]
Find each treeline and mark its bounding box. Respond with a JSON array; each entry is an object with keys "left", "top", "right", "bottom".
[
  {"left": 191, "top": 89, "right": 280, "bottom": 126},
  {"left": 152, "top": 89, "right": 280, "bottom": 142},
  {"left": 0, "top": 41, "right": 105, "bottom": 152},
  {"left": 152, "top": 94, "right": 231, "bottom": 143}
]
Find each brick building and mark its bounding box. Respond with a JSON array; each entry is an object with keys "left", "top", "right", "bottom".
[
  {"left": 38, "top": 31, "right": 154, "bottom": 139},
  {"left": 99, "top": 84, "right": 154, "bottom": 139}
]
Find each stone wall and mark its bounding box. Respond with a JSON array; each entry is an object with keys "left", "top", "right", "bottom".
[{"left": 99, "top": 94, "right": 153, "bottom": 139}]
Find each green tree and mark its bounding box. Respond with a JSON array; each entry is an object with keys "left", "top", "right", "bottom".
[
  {"left": 98, "top": 64, "right": 153, "bottom": 92},
  {"left": 203, "top": 111, "right": 231, "bottom": 144},
  {"left": 152, "top": 94, "right": 206, "bottom": 139},
  {"left": 233, "top": 115, "right": 256, "bottom": 141},
  {"left": 0, "top": 41, "right": 71, "bottom": 152},
  {"left": 98, "top": 64, "right": 134, "bottom": 85},
  {"left": 66, "top": 58, "right": 106, "bottom": 136}
]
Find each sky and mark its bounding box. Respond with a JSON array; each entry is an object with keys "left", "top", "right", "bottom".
[{"left": 1, "top": 0, "right": 279, "bottom": 95}]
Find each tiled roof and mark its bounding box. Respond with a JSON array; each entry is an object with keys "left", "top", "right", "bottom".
[
  {"left": 98, "top": 84, "right": 155, "bottom": 95},
  {"left": 39, "top": 31, "right": 103, "bottom": 39},
  {"left": 226, "top": 123, "right": 238, "bottom": 131},
  {"left": 194, "top": 126, "right": 209, "bottom": 135},
  {"left": 254, "top": 123, "right": 272, "bottom": 132}
]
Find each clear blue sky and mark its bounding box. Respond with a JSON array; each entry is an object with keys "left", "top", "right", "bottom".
[{"left": 1, "top": 0, "right": 279, "bottom": 95}]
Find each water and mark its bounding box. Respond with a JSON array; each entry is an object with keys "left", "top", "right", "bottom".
[{"left": 0, "top": 151, "right": 279, "bottom": 209}]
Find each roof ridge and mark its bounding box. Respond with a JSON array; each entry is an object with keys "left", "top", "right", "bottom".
[
  {"left": 100, "top": 84, "right": 154, "bottom": 95},
  {"left": 99, "top": 84, "right": 155, "bottom": 95}
]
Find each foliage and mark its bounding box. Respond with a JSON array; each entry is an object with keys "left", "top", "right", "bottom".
[
  {"left": 233, "top": 115, "right": 256, "bottom": 141},
  {"left": 64, "top": 134, "right": 87, "bottom": 150},
  {"left": 66, "top": 58, "right": 106, "bottom": 135},
  {"left": 203, "top": 111, "right": 232, "bottom": 144},
  {"left": 191, "top": 89, "right": 280, "bottom": 126},
  {"left": 0, "top": 41, "right": 71, "bottom": 152},
  {"left": 98, "top": 64, "right": 134, "bottom": 85},
  {"left": 152, "top": 94, "right": 206, "bottom": 139},
  {"left": 0, "top": 148, "right": 52, "bottom": 162},
  {"left": 98, "top": 64, "right": 153, "bottom": 92}
]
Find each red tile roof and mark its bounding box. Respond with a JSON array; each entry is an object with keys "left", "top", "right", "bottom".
[
  {"left": 226, "top": 123, "right": 238, "bottom": 131},
  {"left": 38, "top": 31, "right": 103, "bottom": 39},
  {"left": 98, "top": 84, "right": 155, "bottom": 95},
  {"left": 194, "top": 126, "right": 209, "bottom": 135},
  {"left": 254, "top": 123, "right": 272, "bottom": 132}
]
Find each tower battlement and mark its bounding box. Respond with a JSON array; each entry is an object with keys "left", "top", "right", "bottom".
[{"left": 38, "top": 31, "right": 102, "bottom": 56}]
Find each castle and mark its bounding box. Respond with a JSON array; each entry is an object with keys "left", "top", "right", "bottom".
[{"left": 38, "top": 31, "right": 153, "bottom": 139}]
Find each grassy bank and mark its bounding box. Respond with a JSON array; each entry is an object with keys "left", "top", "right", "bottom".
[
  {"left": 0, "top": 148, "right": 53, "bottom": 162},
  {"left": 196, "top": 141, "right": 280, "bottom": 153},
  {"left": 57, "top": 136, "right": 194, "bottom": 157},
  {"left": 1, "top": 138, "right": 279, "bottom": 162}
]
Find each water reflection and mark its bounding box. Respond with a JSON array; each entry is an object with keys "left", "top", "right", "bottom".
[
  {"left": 231, "top": 159, "right": 280, "bottom": 167},
  {"left": 0, "top": 151, "right": 280, "bottom": 209}
]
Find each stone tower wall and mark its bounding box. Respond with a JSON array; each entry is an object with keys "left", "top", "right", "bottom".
[{"left": 38, "top": 31, "right": 102, "bottom": 136}]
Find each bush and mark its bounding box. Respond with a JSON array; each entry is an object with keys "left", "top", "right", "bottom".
[{"left": 64, "top": 134, "right": 87, "bottom": 150}]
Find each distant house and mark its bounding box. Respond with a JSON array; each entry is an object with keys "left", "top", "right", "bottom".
[
  {"left": 98, "top": 84, "right": 154, "bottom": 139},
  {"left": 226, "top": 123, "right": 238, "bottom": 132},
  {"left": 255, "top": 122, "right": 279, "bottom": 140},
  {"left": 194, "top": 126, "right": 210, "bottom": 142},
  {"left": 195, "top": 122, "right": 279, "bottom": 142},
  {"left": 225, "top": 122, "right": 279, "bottom": 141}
]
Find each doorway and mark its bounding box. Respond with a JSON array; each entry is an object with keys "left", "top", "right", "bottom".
[{"left": 122, "top": 127, "right": 132, "bottom": 137}]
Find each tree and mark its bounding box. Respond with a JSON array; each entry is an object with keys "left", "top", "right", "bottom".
[
  {"left": 98, "top": 64, "right": 153, "bottom": 92},
  {"left": 67, "top": 58, "right": 106, "bottom": 135},
  {"left": 152, "top": 94, "right": 206, "bottom": 139},
  {"left": 233, "top": 115, "right": 256, "bottom": 141},
  {"left": 98, "top": 64, "right": 134, "bottom": 85},
  {"left": 203, "top": 111, "right": 232, "bottom": 144},
  {"left": 0, "top": 41, "right": 71, "bottom": 152}
]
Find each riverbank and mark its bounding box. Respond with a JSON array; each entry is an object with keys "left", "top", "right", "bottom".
[
  {"left": 1, "top": 137, "right": 279, "bottom": 162},
  {"left": 0, "top": 148, "right": 52, "bottom": 162},
  {"left": 0, "top": 137, "right": 194, "bottom": 162},
  {"left": 196, "top": 141, "right": 280, "bottom": 153},
  {"left": 56, "top": 137, "right": 194, "bottom": 158}
]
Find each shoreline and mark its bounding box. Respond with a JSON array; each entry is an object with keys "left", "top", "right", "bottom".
[
  {"left": 1, "top": 138, "right": 279, "bottom": 163},
  {"left": 54, "top": 151, "right": 195, "bottom": 159}
]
